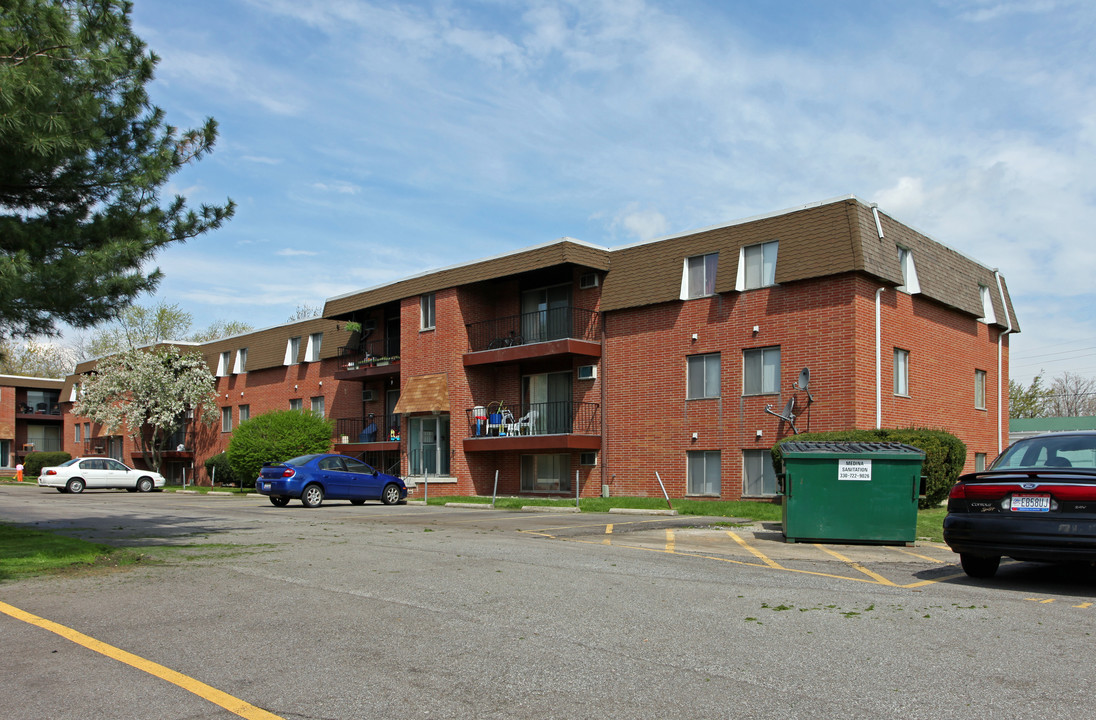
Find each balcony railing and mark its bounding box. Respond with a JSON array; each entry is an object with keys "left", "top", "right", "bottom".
[
  {"left": 335, "top": 414, "right": 402, "bottom": 443},
  {"left": 465, "top": 401, "right": 599, "bottom": 437},
  {"left": 466, "top": 308, "right": 599, "bottom": 353},
  {"left": 338, "top": 337, "right": 401, "bottom": 368}
]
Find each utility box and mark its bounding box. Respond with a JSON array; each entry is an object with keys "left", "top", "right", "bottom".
[{"left": 779, "top": 441, "right": 926, "bottom": 545}]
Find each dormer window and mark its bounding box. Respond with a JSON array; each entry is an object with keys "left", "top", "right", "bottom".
[
  {"left": 681, "top": 253, "right": 718, "bottom": 299},
  {"left": 233, "top": 348, "right": 247, "bottom": 374},
  {"left": 897, "top": 247, "right": 921, "bottom": 294},
  {"left": 217, "top": 351, "right": 231, "bottom": 377},
  {"left": 305, "top": 332, "right": 322, "bottom": 362},
  {"left": 285, "top": 337, "right": 300, "bottom": 365},
  {"left": 979, "top": 285, "right": 996, "bottom": 324},
  {"left": 737, "top": 241, "right": 778, "bottom": 290}
]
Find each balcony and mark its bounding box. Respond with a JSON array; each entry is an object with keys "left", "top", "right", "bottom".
[
  {"left": 16, "top": 402, "right": 63, "bottom": 421},
  {"left": 463, "top": 400, "right": 601, "bottom": 452},
  {"left": 334, "top": 338, "right": 401, "bottom": 379},
  {"left": 333, "top": 415, "right": 401, "bottom": 451},
  {"left": 464, "top": 308, "right": 600, "bottom": 366}
]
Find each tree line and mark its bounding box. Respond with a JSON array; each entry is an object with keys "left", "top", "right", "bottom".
[{"left": 1009, "top": 372, "right": 1096, "bottom": 418}]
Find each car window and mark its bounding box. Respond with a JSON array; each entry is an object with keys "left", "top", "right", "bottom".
[
  {"left": 343, "top": 458, "right": 375, "bottom": 475},
  {"left": 105, "top": 459, "right": 128, "bottom": 471},
  {"left": 81, "top": 459, "right": 103, "bottom": 470},
  {"left": 286, "top": 455, "right": 320, "bottom": 466},
  {"left": 993, "top": 436, "right": 1096, "bottom": 470},
  {"left": 318, "top": 456, "right": 345, "bottom": 471},
  {"left": 60, "top": 458, "right": 80, "bottom": 467}
]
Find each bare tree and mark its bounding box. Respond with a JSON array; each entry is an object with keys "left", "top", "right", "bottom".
[{"left": 1047, "top": 372, "right": 1096, "bottom": 417}]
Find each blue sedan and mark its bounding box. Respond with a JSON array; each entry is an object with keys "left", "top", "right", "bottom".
[{"left": 256, "top": 454, "right": 407, "bottom": 508}]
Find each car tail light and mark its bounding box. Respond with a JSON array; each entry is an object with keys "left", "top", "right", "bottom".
[
  {"left": 951, "top": 484, "right": 1014, "bottom": 501},
  {"left": 45, "top": 469, "right": 57, "bottom": 475},
  {"left": 281, "top": 468, "right": 295, "bottom": 478}
]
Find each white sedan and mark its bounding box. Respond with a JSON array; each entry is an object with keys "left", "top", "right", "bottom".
[{"left": 38, "top": 457, "right": 166, "bottom": 494}]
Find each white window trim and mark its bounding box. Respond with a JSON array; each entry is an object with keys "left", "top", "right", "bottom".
[
  {"left": 979, "top": 286, "right": 996, "bottom": 324},
  {"left": 233, "top": 348, "right": 247, "bottom": 375},
  {"left": 894, "top": 348, "right": 910, "bottom": 397},
  {"left": 421, "top": 293, "right": 436, "bottom": 331},
  {"left": 680, "top": 253, "right": 718, "bottom": 300},
  {"left": 975, "top": 369, "right": 987, "bottom": 410},
  {"left": 898, "top": 248, "right": 921, "bottom": 295},
  {"left": 217, "top": 351, "right": 231, "bottom": 377}
]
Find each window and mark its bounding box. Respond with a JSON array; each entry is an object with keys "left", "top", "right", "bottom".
[
  {"left": 221, "top": 407, "right": 232, "bottom": 433},
  {"left": 894, "top": 349, "right": 910, "bottom": 396},
  {"left": 682, "top": 253, "right": 718, "bottom": 299},
  {"left": 738, "top": 241, "right": 778, "bottom": 290},
  {"left": 975, "top": 453, "right": 987, "bottom": 471},
  {"left": 69, "top": 383, "right": 79, "bottom": 402},
  {"left": 520, "top": 454, "right": 571, "bottom": 492},
  {"left": 84, "top": 422, "right": 90, "bottom": 441},
  {"left": 979, "top": 285, "right": 996, "bottom": 324},
  {"left": 580, "top": 451, "right": 597, "bottom": 466},
  {"left": 975, "top": 369, "right": 987, "bottom": 410},
  {"left": 687, "top": 353, "right": 721, "bottom": 399},
  {"left": 233, "top": 348, "right": 247, "bottom": 374},
  {"left": 217, "top": 351, "right": 231, "bottom": 377},
  {"left": 311, "top": 396, "right": 325, "bottom": 417},
  {"left": 284, "top": 337, "right": 300, "bottom": 365},
  {"left": 409, "top": 415, "right": 450, "bottom": 476},
  {"left": 897, "top": 247, "right": 921, "bottom": 294},
  {"left": 743, "top": 450, "right": 777, "bottom": 496},
  {"left": 74, "top": 423, "right": 81, "bottom": 443},
  {"left": 289, "top": 399, "right": 303, "bottom": 412},
  {"left": 687, "top": 450, "right": 720, "bottom": 496},
  {"left": 421, "top": 293, "right": 436, "bottom": 330},
  {"left": 744, "top": 347, "right": 780, "bottom": 395},
  {"left": 239, "top": 405, "right": 250, "bottom": 423},
  {"left": 305, "top": 332, "right": 323, "bottom": 362}
]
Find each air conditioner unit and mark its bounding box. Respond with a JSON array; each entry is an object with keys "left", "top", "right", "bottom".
[
  {"left": 580, "top": 451, "right": 597, "bottom": 466},
  {"left": 579, "top": 272, "right": 599, "bottom": 289},
  {"left": 362, "top": 389, "right": 377, "bottom": 402},
  {"left": 577, "top": 365, "right": 597, "bottom": 380}
]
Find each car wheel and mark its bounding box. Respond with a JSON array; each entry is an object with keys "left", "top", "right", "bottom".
[
  {"left": 300, "top": 484, "right": 324, "bottom": 508},
  {"left": 349, "top": 499, "right": 366, "bottom": 506},
  {"left": 960, "top": 553, "right": 1000, "bottom": 578},
  {"left": 66, "top": 478, "right": 85, "bottom": 494},
  {"left": 269, "top": 496, "right": 290, "bottom": 507},
  {"left": 136, "top": 477, "right": 155, "bottom": 493},
  {"left": 381, "top": 483, "right": 401, "bottom": 506}
]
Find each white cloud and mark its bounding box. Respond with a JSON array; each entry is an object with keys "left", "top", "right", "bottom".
[{"left": 275, "top": 249, "right": 319, "bottom": 257}]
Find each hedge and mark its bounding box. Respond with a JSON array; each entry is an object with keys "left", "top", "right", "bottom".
[
  {"left": 22, "top": 452, "right": 72, "bottom": 478},
  {"left": 770, "top": 428, "right": 967, "bottom": 509}
]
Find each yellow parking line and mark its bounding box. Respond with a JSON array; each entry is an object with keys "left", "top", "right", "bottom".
[
  {"left": 726, "top": 531, "right": 784, "bottom": 569},
  {"left": 665, "top": 529, "right": 676, "bottom": 553},
  {"left": 813, "top": 544, "right": 898, "bottom": 586},
  {"left": 0, "top": 600, "right": 282, "bottom": 720},
  {"left": 1074, "top": 603, "right": 1093, "bottom": 609},
  {"left": 605, "top": 524, "right": 613, "bottom": 534},
  {"left": 890, "top": 546, "right": 946, "bottom": 563}
]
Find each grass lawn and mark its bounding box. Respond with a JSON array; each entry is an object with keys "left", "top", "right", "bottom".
[{"left": 0, "top": 523, "right": 147, "bottom": 581}]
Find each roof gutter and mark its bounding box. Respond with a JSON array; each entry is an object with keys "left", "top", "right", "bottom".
[{"left": 994, "top": 270, "right": 1015, "bottom": 454}]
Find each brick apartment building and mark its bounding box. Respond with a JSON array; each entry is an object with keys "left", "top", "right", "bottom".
[
  {"left": 54, "top": 196, "right": 1016, "bottom": 500},
  {"left": 1, "top": 374, "right": 65, "bottom": 472}
]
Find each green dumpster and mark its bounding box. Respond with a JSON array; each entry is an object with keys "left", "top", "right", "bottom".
[{"left": 779, "top": 441, "right": 926, "bottom": 545}]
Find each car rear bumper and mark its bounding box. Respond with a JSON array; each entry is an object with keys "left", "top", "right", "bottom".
[
  {"left": 255, "top": 479, "right": 299, "bottom": 497},
  {"left": 943, "top": 513, "right": 1096, "bottom": 562}
]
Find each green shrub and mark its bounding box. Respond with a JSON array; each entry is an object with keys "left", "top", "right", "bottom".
[
  {"left": 226, "top": 410, "right": 333, "bottom": 484},
  {"left": 23, "top": 452, "right": 71, "bottom": 478},
  {"left": 204, "top": 452, "right": 240, "bottom": 487},
  {"left": 771, "top": 428, "right": 966, "bottom": 509}
]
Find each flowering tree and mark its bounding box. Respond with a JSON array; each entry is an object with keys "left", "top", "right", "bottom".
[{"left": 74, "top": 346, "right": 218, "bottom": 473}]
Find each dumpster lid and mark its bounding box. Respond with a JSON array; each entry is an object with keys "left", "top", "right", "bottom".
[{"left": 780, "top": 441, "right": 925, "bottom": 459}]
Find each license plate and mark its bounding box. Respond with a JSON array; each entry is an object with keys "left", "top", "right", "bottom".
[
  {"left": 263, "top": 482, "right": 271, "bottom": 491},
  {"left": 1011, "top": 493, "right": 1050, "bottom": 512}
]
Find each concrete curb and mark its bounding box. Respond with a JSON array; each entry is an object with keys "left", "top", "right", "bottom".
[
  {"left": 444, "top": 502, "right": 495, "bottom": 509},
  {"left": 521, "top": 506, "right": 580, "bottom": 513},
  {"left": 609, "top": 508, "right": 679, "bottom": 516}
]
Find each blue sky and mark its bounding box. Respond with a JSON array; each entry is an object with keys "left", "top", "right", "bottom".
[{"left": 124, "top": 0, "right": 1095, "bottom": 384}]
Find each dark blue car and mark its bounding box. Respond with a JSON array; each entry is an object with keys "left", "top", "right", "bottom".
[{"left": 256, "top": 454, "right": 407, "bottom": 508}]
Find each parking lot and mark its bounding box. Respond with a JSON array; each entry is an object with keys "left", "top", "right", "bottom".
[{"left": 2, "top": 484, "right": 1094, "bottom": 719}]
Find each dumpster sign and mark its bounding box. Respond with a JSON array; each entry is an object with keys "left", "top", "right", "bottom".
[{"left": 838, "top": 459, "right": 872, "bottom": 481}]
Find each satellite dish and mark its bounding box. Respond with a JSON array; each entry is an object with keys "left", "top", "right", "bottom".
[
  {"left": 764, "top": 396, "right": 799, "bottom": 433},
  {"left": 796, "top": 368, "right": 810, "bottom": 391}
]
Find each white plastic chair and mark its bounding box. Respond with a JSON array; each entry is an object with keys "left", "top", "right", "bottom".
[{"left": 508, "top": 409, "right": 539, "bottom": 436}]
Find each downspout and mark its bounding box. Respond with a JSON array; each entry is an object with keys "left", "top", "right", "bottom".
[
  {"left": 994, "top": 270, "right": 1014, "bottom": 454},
  {"left": 876, "top": 287, "right": 887, "bottom": 429}
]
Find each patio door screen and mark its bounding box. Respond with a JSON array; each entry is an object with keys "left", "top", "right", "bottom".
[
  {"left": 523, "top": 371, "right": 572, "bottom": 434},
  {"left": 521, "top": 285, "right": 571, "bottom": 343},
  {"left": 409, "top": 415, "right": 450, "bottom": 477}
]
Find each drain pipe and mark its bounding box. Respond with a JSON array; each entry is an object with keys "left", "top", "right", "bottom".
[
  {"left": 994, "top": 270, "right": 1014, "bottom": 453},
  {"left": 875, "top": 287, "right": 887, "bottom": 429}
]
